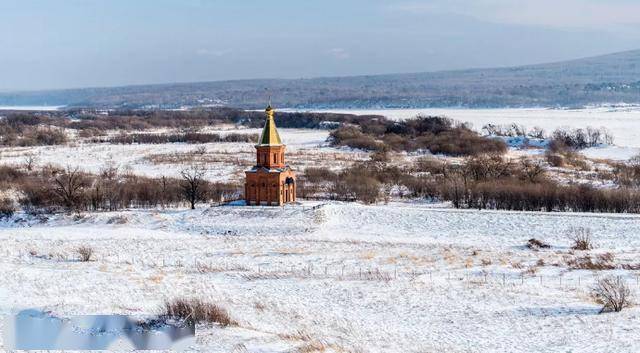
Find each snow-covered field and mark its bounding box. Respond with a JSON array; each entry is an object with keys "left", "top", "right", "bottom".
[
  {"left": 0, "top": 128, "right": 365, "bottom": 181},
  {"left": 0, "top": 105, "right": 64, "bottom": 111},
  {"left": 3, "top": 108, "right": 640, "bottom": 352},
  {"left": 1, "top": 201, "right": 640, "bottom": 352},
  {"left": 289, "top": 107, "right": 640, "bottom": 159}
]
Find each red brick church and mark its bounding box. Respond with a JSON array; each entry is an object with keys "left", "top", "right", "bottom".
[{"left": 244, "top": 102, "right": 296, "bottom": 206}]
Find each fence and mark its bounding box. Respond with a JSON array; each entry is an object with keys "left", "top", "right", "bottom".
[{"left": 114, "top": 255, "right": 640, "bottom": 291}]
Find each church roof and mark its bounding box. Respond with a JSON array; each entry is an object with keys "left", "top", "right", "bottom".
[{"left": 257, "top": 103, "right": 283, "bottom": 146}]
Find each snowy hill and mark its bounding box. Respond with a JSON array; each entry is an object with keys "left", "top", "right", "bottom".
[{"left": 3, "top": 49, "right": 640, "bottom": 109}]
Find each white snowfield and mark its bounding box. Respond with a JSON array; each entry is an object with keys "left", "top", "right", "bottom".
[
  {"left": 1, "top": 201, "right": 640, "bottom": 352},
  {"left": 0, "top": 128, "right": 352, "bottom": 181}
]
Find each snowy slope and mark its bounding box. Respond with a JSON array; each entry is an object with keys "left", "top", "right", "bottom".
[{"left": 1, "top": 202, "right": 640, "bottom": 352}]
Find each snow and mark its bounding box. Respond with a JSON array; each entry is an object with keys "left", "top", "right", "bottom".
[
  {"left": 493, "top": 135, "right": 549, "bottom": 149},
  {"left": 3, "top": 109, "right": 640, "bottom": 351},
  {"left": 2, "top": 201, "right": 640, "bottom": 352},
  {"left": 0, "top": 106, "right": 64, "bottom": 111},
  {"left": 0, "top": 128, "right": 343, "bottom": 181},
  {"left": 582, "top": 146, "right": 640, "bottom": 161}
]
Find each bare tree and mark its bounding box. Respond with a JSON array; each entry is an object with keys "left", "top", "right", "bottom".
[
  {"left": 592, "top": 276, "right": 632, "bottom": 313},
  {"left": 520, "top": 158, "right": 545, "bottom": 183},
  {"left": 180, "top": 164, "right": 207, "bottom": 210},
  {"left": 23, "top": 153, "right": 37, "bottom": 171},
  {"left": 51, "top": 166, "right": 88, "bottom": 211}
]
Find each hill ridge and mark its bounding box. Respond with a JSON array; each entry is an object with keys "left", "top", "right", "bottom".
[{"left": 2, "top": 49, "right": 640, "bottom": 109}]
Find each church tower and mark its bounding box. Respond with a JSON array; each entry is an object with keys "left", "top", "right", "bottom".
[{"left": 244, "top": 102, "right": 296, "bottom": 206}]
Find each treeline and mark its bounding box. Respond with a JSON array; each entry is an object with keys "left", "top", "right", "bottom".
[
  {"left": 300, "top": 153, "right": 640, "bottom": 213},
  {"left": 0, "top": 114, "right": 67, "bottom": 146},
  {"left": 483, "top": 123, "right": 614, "bottom": 149},
  {"left": 0, "top": 109, "right": 383, "bottom": 146},
  {"left": 0, "top": 165, "right": 241, "bottom": 215},
  {"left": 329, "top": 116, "right": 507, "bottom": 156},
  {"left": 3, "top": 109, "right": 381, "bottom": 132},
  {"left": 103, "top": 132, "right": 259, "bottom": 144}
]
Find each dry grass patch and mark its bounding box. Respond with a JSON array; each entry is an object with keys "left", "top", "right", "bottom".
[
  {"left": 279, "top": 330, "right": 313, "bottom": 342},
  {"left": 163, "top": 298, "right": 236, "bottom": 326},
  {"left": 196, "top": 262, "right": 251, "bottom": 273},
  {"left": 566, "top": 254, "right": 615, "bottom": 270},
  {"left": 360, "top": 250, "right": 376, "bottom": 260},
  {"left": 276, "top": 247, "right": 307, "bottom": 256},
  {"left": 296, "top": 340, "right": 328, "bottom": 353}
]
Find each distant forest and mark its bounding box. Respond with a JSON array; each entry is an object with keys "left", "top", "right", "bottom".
[{"left": 3, "top": 49, "right": 640, "bottom": 109}]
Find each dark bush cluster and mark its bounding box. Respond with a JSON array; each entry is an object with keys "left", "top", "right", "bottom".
[
  {"left": 299, "top": 156, "right": 405, "bottom": 204},
  {"left": 301, "top": 153, "right": 640, "bottom": 213},
  {"left": 9, "top": 165, "right": 241, "bottom": 213},
  {"left": 0, "top": 114, "right": 67, "bottom": 146},
  {"left": 0, "top": 109, "right": 381, "bottom": 146},
  {"left": 4, "top": 108, "right": 378, "bottom": 133},
  {"left": 329, "top": 116, "right": 507, "bottom": 156},
  {"left": 550, "top": 127, "right": 613, "bottom": 150},
  {"left": 612, "top": 155, "right": 640, "bottom": 187},
  {"left": 105, "top": 132, "right": 259, "bottom": 144},
  {"left": 0, "top": 198, "right": 15, "bottom": 218}
]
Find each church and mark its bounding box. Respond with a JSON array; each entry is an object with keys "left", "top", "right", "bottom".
[{"left": 244, "top": 102, "right": 296, "bottom": 206}]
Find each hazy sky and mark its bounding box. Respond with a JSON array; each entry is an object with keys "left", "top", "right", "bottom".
[{"left": 2, "top": 0, "right": 640, "bottom": 91}]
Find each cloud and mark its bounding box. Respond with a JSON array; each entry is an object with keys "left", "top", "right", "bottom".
[
  {"left": 388, "top": 0, "right": 640, "bottom": 29},
  {"left": 327, "top": 48, "right": 350, "bottom": 60}
]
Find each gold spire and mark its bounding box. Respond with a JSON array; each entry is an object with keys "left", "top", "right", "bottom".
[{"left": 258, "top": 100, "right": 282, "bottom": 146}]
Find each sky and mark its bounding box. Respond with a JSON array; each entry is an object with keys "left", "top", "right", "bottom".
[{"left": 1, "top": 0, "right": 640, "bottom": 91}]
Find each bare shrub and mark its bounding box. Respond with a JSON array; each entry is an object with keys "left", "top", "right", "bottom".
[
  {"left": 519, "top": 158, "right": 546, "bottom": 183},
  {"left": 77, "top": 245, "right": 93, "bottom": 262},
  {"left": 163, "top": 298, "right": 235, "bottom": 326},
  {"left": 526, "top": 238, "right": 550, "bottom": 250},
  {"left": 567, "top": 227, "right": 594, "bottom": 250},
  {"left": 591, "top": 276, "right": 632, "bottom": 313},
  {"left": 545, "top": 152, "right": 565, "bottom": 168},
  {"left": 522, "top": 265, "right": 538, "bottom": 276},
  {"left": 0, "top": 165, "right": 25, "bottom": 183},
  {"left": 462, "top": 154, "right": 513, "bottom": 181},
  {"left": 303, "top": 167, "right": 337, "bottom": 184},
  {"left": 0, "top": 198, "right": 15, "bottom": 218},
  {"left": 24, "top": 154, "right": 38, "bottom": 171}
]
